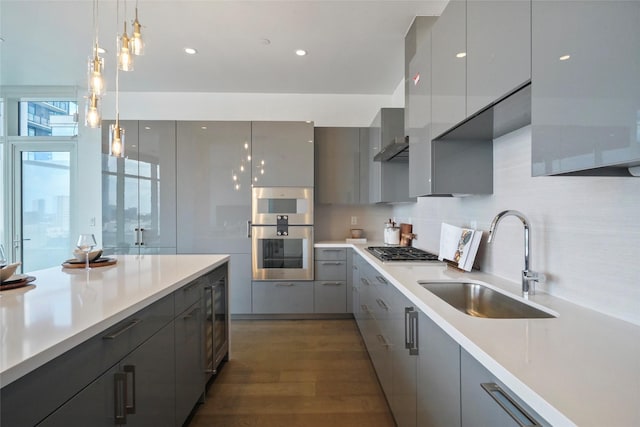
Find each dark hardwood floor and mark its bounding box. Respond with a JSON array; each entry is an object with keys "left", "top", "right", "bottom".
[{"left": 188, "top": 319, "right": 396, "bottom": 427}]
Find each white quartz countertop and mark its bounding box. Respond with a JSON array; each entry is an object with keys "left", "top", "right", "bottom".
[
  {"left": 0, "top": 254, "right": 229, "bottom": 387},
  {"left": 316, "top": 242, "right": 640, "bottom": 427}
]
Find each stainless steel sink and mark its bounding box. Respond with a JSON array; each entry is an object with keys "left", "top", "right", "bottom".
[{"left": 419, "top": 281, "right": 555, "bottom": 319}]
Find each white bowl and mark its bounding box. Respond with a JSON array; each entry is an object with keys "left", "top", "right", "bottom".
[
  {"left": 1, "top": 263, "right": 21, "bottom": 282},
  {"left": 73, "top": 249, "right": 102, "bottom": 262}
]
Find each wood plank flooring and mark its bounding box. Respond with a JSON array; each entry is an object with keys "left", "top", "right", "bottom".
[{"left": 188, "top": 319, "right": 396, "bottom": 427}]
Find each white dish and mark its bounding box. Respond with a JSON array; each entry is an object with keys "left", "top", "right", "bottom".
[
  {"left": 2, "top": 273, "right": 28, "bottom": 284},
  {"left": 0, "top": 263, "right": 21, "bottom": 282}
]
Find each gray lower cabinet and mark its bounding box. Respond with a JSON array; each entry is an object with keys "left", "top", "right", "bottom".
[
  {"left": 175, "top": 300, "right": 205, "bottom": 425},
  {"left": 461, "top": 349, "right": 548, "bottom": 426},
  {"left": 252, "top": 281, "right": 314, "bottom": 313},
  {"left": 176, "top": 121, "right": 252, "bottom": 314},
  {"left": 531, "top": 0, "right": 640, "bottom": 176},
  {"left": 314, "top": 247, "right": 352, "bottom": 313},
  {"left": 40, "top": 320, "right": 176, "bottom": 427},
  {"left": 315, "top": 127, "right": 369, "bottom": 205},
  {"left": 466, "top": 0, "right": 531, "bottom": 116},
  {"left": 251, "top": 121, "right": 315, "bottom": 187},
  {"left": 417, "top": 312, "right": 461, "bottom": 427},
  {"left": 390, "top": 289, "right": 419, "bottom": 427}
]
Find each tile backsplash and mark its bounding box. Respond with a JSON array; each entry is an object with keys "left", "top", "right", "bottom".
[
  {"left": 393, "top": 126, "right": 640, "bottom": 326},
  {"left": 315, "top": 204, "right": 393, "bottom": 242}
]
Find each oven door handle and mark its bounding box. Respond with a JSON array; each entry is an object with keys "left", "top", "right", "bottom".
[{"left": 247, "top": 220, "right": 252, "bottom": 238}]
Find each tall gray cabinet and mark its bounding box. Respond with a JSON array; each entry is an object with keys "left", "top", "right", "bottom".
[
  {"left": 101, "top": 120, "right": 177, "bottom": 255},
  {"left": 176, "top": 121, "right": 253, "bottom": 314}
]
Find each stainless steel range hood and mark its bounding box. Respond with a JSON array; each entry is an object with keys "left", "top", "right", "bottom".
[{"left": 374, "top": 136, "right": 409, "bottom": 162}]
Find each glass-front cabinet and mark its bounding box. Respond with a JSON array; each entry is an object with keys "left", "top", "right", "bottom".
[{"left": 101, "top": 120, "right": 177, "bottom": 254}]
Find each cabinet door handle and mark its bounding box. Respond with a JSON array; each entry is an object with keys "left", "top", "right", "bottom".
[
  {"left": 139, "top": 228, "right": 145, "bottom": 246},
  {"left": 376, "top": 298, "right": 389, "bottom": 311},
  {"left": 376, "top": 334, "right": 391, "bottom": 348},
  {"left": 480, "top": 383, "right": 543, "bottom": 427},
  {"left": 321, "top": 261, "right": 343, "bottom": 265},
  {"left": 375, "top": 275, "right": 388, "bottom": 285},
  {"left": 409, "top": 309, "right": 419, "bottom": 356},
  {"left": 275, "top": 282, "right": 295, "bottom": 287},
  {"left": 114, "top": 372, "right": 127, "bottom": 424},
  {"left": 124, "top": 365, "right": 136, "bottom": 414},
  {"left": 321, "top": 282, "right": 342, "bottom": 286},
  {"left": 183, "top": 306, "right": 200, "bottom": 320},
  {"left": 360, "top": 277, "right": 370, "bottom": 286},
  {"left": 247, "top": 220, "right": 252, "bottom": 238},
  {"left": 103, "top": 319, "right": 142, "bottom": 340},
  {"left": 404, "top": 307, "right": 412, "bottom": 350}
]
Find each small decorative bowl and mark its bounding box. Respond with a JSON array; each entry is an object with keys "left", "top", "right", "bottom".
[
  {"left": 0, "top": 263, "right": 21, "bottom": 282},
  {"left": 350, "top": 228, "right": 364, "bottom": 238},
  {"left": 73, "top": 249, "right": 103, "bottom": 262}
]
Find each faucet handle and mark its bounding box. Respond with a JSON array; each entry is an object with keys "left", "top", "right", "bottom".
[{"left": 524, "top": 270, "right": 546, "bottom": 284}]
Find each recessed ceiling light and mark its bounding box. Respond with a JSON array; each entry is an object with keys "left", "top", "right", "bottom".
[
  {"left": 201, "top": 126, "right": 207, "bottom": 130},
  {"left": 144, "top": 126, "right": 151, "bottom": 130},
  {"left": 295, "top": 49, "right": 307, "bottom": 56},
  {"left": 456, "top": 52, "right": 466, "bottom": 58},
  {"left": 184, "top": 47, "right": 198, "bottom": 55},
  {"left": 559, "top": 54, "right": 571, "bottom": 61}
]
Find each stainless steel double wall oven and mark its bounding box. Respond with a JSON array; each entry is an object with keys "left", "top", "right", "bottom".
[{"left": 251, "top": 187, "right": 314, "bottom": 280}]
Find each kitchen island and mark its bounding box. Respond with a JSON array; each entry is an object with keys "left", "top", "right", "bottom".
[
  {"left": 0, "top": 254, "right": 229, "bottom": 426},
  {"left": 317, "top": 242, "right": 640, "bottom": 427}
]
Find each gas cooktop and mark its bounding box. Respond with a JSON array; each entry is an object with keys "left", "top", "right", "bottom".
[{"left": 366, "top": 246, "right": 440, "bottom": 262}]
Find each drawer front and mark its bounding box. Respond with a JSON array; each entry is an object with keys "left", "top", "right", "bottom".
[
  {"left": 175, "top": 276, "right": 205, "bottom": 315},
  {"left": 1, "top": 293, "right": 174, "bottom": 427},
  {"left": 314, "top": 281, "right": 347, "bottom": 313},
  {"left": 252, "top": 281, "right": 313, "bottom": 314},
  {"left": 315, "top": 260, "right": 347, "bottom": 281},
  {"left": 315, "top": 248, "right": 347, "bottom": 261}
]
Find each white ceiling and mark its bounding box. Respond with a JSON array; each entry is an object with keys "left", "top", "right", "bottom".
[{"left": 0, "top": 0, "right": 446, "bottom": 95}]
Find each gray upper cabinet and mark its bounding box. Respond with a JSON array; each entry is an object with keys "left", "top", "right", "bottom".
[
  {"left": 251, "top": 121, "right": 315, "bottom": 187},
  {"left": 406, "top": 17, "right": 437, "bottom": 197},
  {"left": 176, "top": 121, "right": 253, "bottom": 314},
  {"left": 102, "top": 120, "right": 177, "bottom": 255},
  {"left": 315, "top": 127, "right": 363, "bottom": 204},
  {"left": 369, "top": 108, "right": 411, "bottom": 203},
  {"left": 466, "top": 0, "right": 531, "bottom": 116},
  {"left": 431, "top": 0, "right": 466, "bottom": 139},
  {"left": 531, "top": 0, "right": 640, "bottom": 176}
]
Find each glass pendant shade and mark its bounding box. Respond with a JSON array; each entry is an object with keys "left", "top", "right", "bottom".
[
  {"left": 131, "top": 8, "right": 144, "bottom": 56},
  {"left": 85, "top": 93, "right": 102, "bottom": 128},
  {"left": 88, "top": 54, "right": 105, "bottom": 96},
  {"left": 118, "top": 24, "right": 134, "bottom": 71},
  {"left": 109, "top": 118, "right": 125, "bottom": 157}
]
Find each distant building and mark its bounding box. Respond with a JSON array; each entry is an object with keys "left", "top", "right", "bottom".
[{"left": 20, "top": 101, "right": 78, "bottom": 136}]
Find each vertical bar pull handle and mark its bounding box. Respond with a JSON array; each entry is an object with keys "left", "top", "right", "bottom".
[
  {"left": 480, "top": 383, "right": 543, "bottom": 427},
  {"left": 114, "top": 372, "right": 127, "bottom": 424},
  {"left": 409, "top": 310, "right": 419, "bottom": 356},
  {"left": 404, "top": 307, "right": 412, "bottom": 349},
  {"left": 124, "top": 365, "right": 136, "bottom": 414},
  {"left": 247, "top": 220, "right": 252, "bottom": 238}
]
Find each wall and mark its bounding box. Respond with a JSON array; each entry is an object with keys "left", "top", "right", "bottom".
[
  {"left": 102, "top": 91, "right": 403, "bottom": 127},
  {"left": 393, "top": 126, "right": 640, "bottom": 326},
  {"left": 314, "top": 204, "right": 393, "bottom": 242}
]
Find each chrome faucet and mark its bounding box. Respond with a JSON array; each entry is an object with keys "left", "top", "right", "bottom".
[{"left": 488, "top": 210, "right": 543, "bottom": 297}]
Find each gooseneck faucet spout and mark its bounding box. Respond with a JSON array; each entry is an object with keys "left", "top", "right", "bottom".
[{"left": 488, "top": 210, "right": 541, "bottom": 298}]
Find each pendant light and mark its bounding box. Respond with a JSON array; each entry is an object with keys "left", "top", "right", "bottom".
[
  {"left": 131, "top": 1, "right": 144, "bottom": 56},
  {"left": 110, "top": 0, "right": 125, "bottom": 157},
  {"left": 85, "top": 92, "right": 102, "bottom": 128},
  {"left": 118, "top": 21, "right": 134, "bottom": 71}
]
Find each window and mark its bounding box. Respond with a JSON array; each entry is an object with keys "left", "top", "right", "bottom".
[{"left": 18, "top": 100, "right": 78, "bottom": 137}]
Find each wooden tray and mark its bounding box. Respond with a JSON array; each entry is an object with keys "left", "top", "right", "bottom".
[
  {"left": 62, "top": 257, "right": 117, "bottom": 269},
  {"left": 0, "top": 275, "right": 36, "bottom": 291}
]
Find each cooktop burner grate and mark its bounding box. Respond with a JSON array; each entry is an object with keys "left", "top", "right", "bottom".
[{"left": 366, "top": 246, "right": 440, "bottom": 262}]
